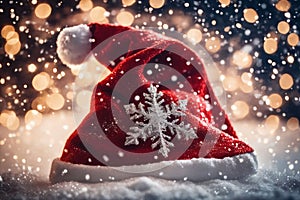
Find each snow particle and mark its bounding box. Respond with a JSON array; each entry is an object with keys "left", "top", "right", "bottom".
[
  {"left": 103, "top": 155, "right": 109, "bottom": 162},
  {"left": 118, "top": 151, "right": 124, "bottom": 157},
  {"left": 171, "top": 75, "right": 178, "bottom": 82},
  {"left": 61, "top": 169, "right": 68, "bottom": 176},
  {"left": 134, "top": 95, "right": 140, "bottom": 101},
  {"left": 289, "top": 164, "right": 294, "bottom": 170},
  {"left": 85, "top": 174, "right": 90, "bottom": 180},
  {"left": 146, "top": 69, "right": 153, "bottom": 75},
  {"left": 221, "top": 124, "right": 228, "bottom": 130}
]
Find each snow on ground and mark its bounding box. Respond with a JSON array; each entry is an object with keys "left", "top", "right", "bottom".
[{"left": 0, "top": 111, "right": 300, "bottom": 199}]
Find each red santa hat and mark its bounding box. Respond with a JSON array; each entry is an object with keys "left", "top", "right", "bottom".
[{"left": 50, "top": 23, "right": 257, "bottom": 183}]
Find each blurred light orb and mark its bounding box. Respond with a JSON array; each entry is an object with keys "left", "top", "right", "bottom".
[
  {"left": 46, "top": 93, "right": 65, "bottom": 110},
  {"left": 231, "top": 101, "right": 249, "bottom": 119},
  {"left": 243, "top": 8, "right": 259, "bottom": 23},
  {"left": 35, "top": 3, "right": 52, "bottom": 19},
  {"left": 268, "top": 93, "right": 283, "bottom": 109},
  {"left": 186, "top": 28, "right": 202, "bottom": 44},
  {"left": 265, "top": 115, "right": 280, "bottom": 133},
  {"left": 76, "top": 90, "right": 92, "bottom": 110},
  {"left": 28, "top": 64, "right": 37, "bottom": 73},
  {"left": 6, "top": 31, "right": 19, "bottom": 45},
  {"left": 4, "top": 41, "right": 21, "bottom": 56},
  {"left": 241, "top": 72, "right": 252, "bottom": 83},
  {"left": 287, "top": 117, "right": 299, "bottom": 131},
  {"left": 0, "top": 110, "right": 19, "bottom": 131},
  {"left": 25, "top": 110, "right": 43, "bottom": 128},
  {"left": 122, "top": 0, "right": 136, "bottom": 6},
  {"left": 205, "top": 36, "right": 221, "bottom": 53},
  {"left": 232, "top": 50, "right": 252, "bottom": 68},
  {"left": 31, "top": 97, "right": 47, "bottom": 112},
  {"left": 287, "top": 55, "right": 294, "bottom": 64},
  {"left": 287, "top": 33, "right": 299, "bottom": 47},
  {"left": 218, "top": 0, "right": 230, "bottom": 7},
  {"left": 6, "top": 115, "right": 20, "bottom": 131},
  {"left": 222, "top": 76, "right": 240, "bottom": 91},
  {"left": 149, "top": 0, "right": 165, "bottom": 9},
  {"left": 275, "top": 0, "right": 291, "bottom": 12},
  {"left": 32, "top": 72, "right": 51, "bottom": 91},
  {"left": 1, "top": 25, "right": 15, "bottom": 39},
  {"left": 90, "top": 6, "right": 106, "bottom": 22},
  {"left": 279, "top": 73, "right": 293, "bottom": 90},
  {"left": 277, "top": 21, "right": 290, "bottom": 34},
  {"left": 116, "top": 11, "right": 134, "bottom": 26},
  {"left": 240, "top": 83, "right": 253, "bottom": 93},
  {"left": 79, "top": 0, "right": 93, "bottom": 11},
  {"left": 263, "top": 38, "right": 278, "bottom": 54}
]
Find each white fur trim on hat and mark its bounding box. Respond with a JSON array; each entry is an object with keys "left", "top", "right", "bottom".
[
  {"left": 56, "top": 24, "right": 92, "bottom": 66},
  {"left": 49, "top": 152, "right": 257, "bottom": 183}
]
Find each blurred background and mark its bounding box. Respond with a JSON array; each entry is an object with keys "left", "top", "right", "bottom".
[{"left": 0, "top": 0, "right": 299, "bottom": 178}]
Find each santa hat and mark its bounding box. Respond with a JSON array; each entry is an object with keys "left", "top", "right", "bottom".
[{"left": 50, "top": 23, "right": 257, "bottom": 183}]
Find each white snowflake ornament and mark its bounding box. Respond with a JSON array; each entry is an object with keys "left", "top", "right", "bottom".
[{"left": 124, "top": 84, "right": 197, "bottom": 157}]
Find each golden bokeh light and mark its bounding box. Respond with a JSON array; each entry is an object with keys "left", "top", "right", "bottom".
[
  {"left": 287, "top": 33, "right": 299, "bottom": 47},
  {"left": 240, "top": 83, "right": 253, "bottom": 93},
  {"left": 205, "top": 36, "right": 221, "bottom": 53},
  {"left": 90, "top": 6, "right": 107, "bottom": 22},
  {"left": 1, "top": 25, "right": 15, "bottom": 39},
  {"left": 149, "top": 0, "right": 165, "bottom": 9},
  {"left": 6, "top": 31, "right": 19, "bottom": 45},
  {"left": 35, "top": 3, "right": 52, "bottom": 19},
  {"left": 218, "top": 0, "right": 230, "bottom": 7},
  {"left": 265, "top": 115, "right": 280, "bottom": 133},
  {"left": 25, "top": 110, "right": 43, "bottom": 128},
  {"left": 122, "top": 0, "right": 136, "bottom": 6},
  {"left": 6, "top": 115, "right": 20, "bottom": 131},
  {"left": 0, "top": 110, "right": 19, "bottom": 131},
  {"left": 275, "top": 0, "right": 291, "bottom": 12},
  {"left": 231, "top": 100, "right": 249, "bottom": 119},
  {"left": 116, "top": 11, "right": 134, "bottom": 26},
  {"left": 31, "top": 97, "right": 48, "bottom": 112},
  {"left": 32, "top": 72, "right": 51, "bottom": 91},
  {"left": 241, "top": 72, "right": 252, "bottom": 83},
  {"left": 268, "top": 93, "right": 283, "bottom": 109},
  {"left": 78, "top": 0, "right": 93, "bottom": 11},
  {"left": 46, "top": 93, "right": 65, "bottom": 110},
  {"left": 232, "top": 50, "right": 253, "bottom": 68},
  {"left": 279, "top": 73, "right": 293, "bottom": 90},
  {"left": 222, "top": 76, "right": 240, "bottom": 91},
  {"left": 263, "top": 38, "right": 278, "bottom": 54},
  {"left": 186, "top": 28, "right": 202, "bottom": 44},
  {"left": 76, "top": 90, "right": 92, "bottom": 110},
  {"left": 243, "top": 8, "right": 259, "bottom": 23},
  {"left": 277, "top": 21, "right": 290, "bottom": 34},
  {"left": 287, "top": 117, "right": 299, "bottom": 131},
  {"left": 0, "top": 110, "right": 15, "bottom": 126},
  {"left": 4, "top": 41, "right": 21, "bottom": 56}
]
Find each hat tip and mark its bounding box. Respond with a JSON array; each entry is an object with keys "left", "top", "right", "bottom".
[{"left": 56, "top": 24, "right": 92, "bottom": 66}]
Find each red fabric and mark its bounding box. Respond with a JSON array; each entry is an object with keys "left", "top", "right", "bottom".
[{"left": 60, "top": 23, "right": 253, "bottom": 166}]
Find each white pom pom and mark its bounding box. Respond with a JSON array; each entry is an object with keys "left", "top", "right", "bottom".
[{"left": 56, "top": 24, "right": 92, "bottom": 66}]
